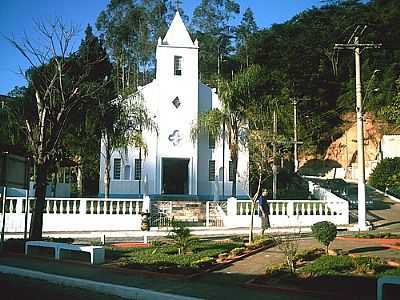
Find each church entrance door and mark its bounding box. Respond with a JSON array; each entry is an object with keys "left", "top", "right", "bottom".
[{"left": 162, "top": 158, "right": 189, "bottom": 194}]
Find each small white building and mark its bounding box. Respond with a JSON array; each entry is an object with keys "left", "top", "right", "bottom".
[
  {"left": 380, "top": 135, "right": 400, "bottom": 159},
  {"left": 99, "top": 12, "right": 249, "bottom": 200}
]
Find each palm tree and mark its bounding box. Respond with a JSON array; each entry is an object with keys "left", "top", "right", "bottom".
[
  {"left": 192, "top": 65, "right": 262, "bottom": 197},
  {"left": 101, "top": 91, "right": 156, "bottom": 198}
]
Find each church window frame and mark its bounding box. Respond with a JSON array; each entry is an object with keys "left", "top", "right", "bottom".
[
  {"left": 208, "top": 160, "right": 216, "bottom": 181},
  {"left": 134, "top": 159, "right": 142, "bottom": 181},
  {"left": 208, "top": 133, "right": 215, "bottom": 149},
  {"left": 113, "top": 158, "right": 121, "bottom": 180},
  {"left": 174, "top": 56, "right": 182, "bottom": 76},
  {"left": 228, "top": 161, "right": 235, "bottom": 182}
]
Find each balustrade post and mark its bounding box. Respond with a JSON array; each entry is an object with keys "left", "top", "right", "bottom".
[
  {"left": 142, "top": 196, "right": 150, "bottom": 213},
  {"left": 227, "top": 197, "right": 237, "bottom": 216},
  {"left": 206, "top": 201, "right": 210, "bottom": 227},
  {"left": 287, "top": 201, "right": 294, "bottom": 216},
  {"left": 13, "top": 197, "right": 23, "bottom": 214}
]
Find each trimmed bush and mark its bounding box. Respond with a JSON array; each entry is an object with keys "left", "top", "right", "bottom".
[{"left": 311, "top": 221, "right": 337, "bottom": 254}]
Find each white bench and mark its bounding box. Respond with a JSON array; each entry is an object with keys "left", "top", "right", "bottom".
[
  {"left": 25, "top": 241, "right": 105, "bottom": 265},
  {"left": 377, "top": 276, "right": 400, "bottom": 300}
]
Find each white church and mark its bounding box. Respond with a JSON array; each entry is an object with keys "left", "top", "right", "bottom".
[{"left": 99, "top": 12, "right": 249, "bottom": 200}]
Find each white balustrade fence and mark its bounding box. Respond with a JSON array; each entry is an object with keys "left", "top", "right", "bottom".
[
  {"left": 221, "top": 197, "right": 349, "bottom": 228},
  {"left": 0, "top": 196, "right": 149, "bottom": 232}
]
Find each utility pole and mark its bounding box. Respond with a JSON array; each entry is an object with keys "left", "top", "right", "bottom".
[
  {"left": 272, "top": 110, "right": 277, "bottom": 200},
  {"left": 334, "top": 25, "right": 381, "bottom": 230},
  {"left": 291, "top": 97, "right": 307, "bottom": 173},
  {"left": 293, "top": 98, "right": 298, "bottom": 173}
]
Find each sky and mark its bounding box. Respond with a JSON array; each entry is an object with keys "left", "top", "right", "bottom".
[{"left": 0, "top": 0, "right": 322, "bottom": 95}]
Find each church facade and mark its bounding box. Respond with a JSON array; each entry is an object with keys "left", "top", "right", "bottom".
[{"left": 99, "top": 12, "right": 249, "bottom": 200}]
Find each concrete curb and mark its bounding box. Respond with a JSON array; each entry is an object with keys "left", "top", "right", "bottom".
[{"left": 0, "top": 265, "right": 203, "bottom": 300}]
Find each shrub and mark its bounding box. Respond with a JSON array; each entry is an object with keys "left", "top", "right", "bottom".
[
  {"left": 190, "top": 257, "right": 215, "bottom": 268},
  {"left": 43, "top": 237, "right": 74, "bottom": 243},
  {"left": 265, "top": 264, "right": 289, "bottom": 277},
  {"left": 295, "top": 248, "right": 324, "bottom": 262},
  {"left": 299, "top": 255, "right": 353, "bottom": 277},
  {"left": 230, "top": 247, "right": 246, "bottom": 257},
  {"left": 218, "top": 253, "right": 229, "bottom": 261},
  {"left": 352, "top": 256, "right": 382, "bottom": 274},
  {"left": 311, "top": 221, "right": 337, "bottom": 254},
  {"left": 369, "top": 157, "right": 400, "bottom": 191},
  {"left": 168, "top": 221, "right": 197, "bottom": 255},
  {"left": 353, "top": 232, "right": 400, "bottom": 239},
  {"left": 273, "top": 232, "right": 301, "bottom": 273}
]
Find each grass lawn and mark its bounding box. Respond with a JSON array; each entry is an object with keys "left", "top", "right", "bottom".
[
  {"left": 0, "top": 274, "right": 124, "bottom": 300},
  {"left": 107, "top": 239, "right": 244, "bottom": 274},
  {"left": 106, "top": 236, "right": 272, "bottom": 274},
  {"left": 256, "top": 247, "right": 400, "bottom": 299}
]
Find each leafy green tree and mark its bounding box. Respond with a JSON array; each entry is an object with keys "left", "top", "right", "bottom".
[
  {"left": 369, "top": 157, "right": 400, "bottom": 191},
  {"left": 101, "top": 91, "right": 156, "bottom": 198},
  {"left": 7, "top": 19, "right": 112, "bottom": 240},
  {"left": 63, "top": 25, "right": 113, "bottom": 196},
  {"left": 96, "top": 0, "right": 186, "bottom": 93},
  {"left": 311, "top": 221, "right": 337, "bottom": 254},
  {"left": 235, "top": 7, "right": 257, "bottom": 68},
  {"left": 0, "top": 90, "right": 25, "bottom": 152},
  {"left": 191, "top": 0, "right": 240, "bottom": 82},
  {"left": 192, "top": 65, "right": 263, "bottom": 197}
]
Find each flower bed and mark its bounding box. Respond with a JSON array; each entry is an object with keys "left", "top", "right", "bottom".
[
  {"left": 106, "top": 236, "right": 274, "bottom": 275},
  {"left": 248, "top": 248, "right": 400, "bottom": 298}
]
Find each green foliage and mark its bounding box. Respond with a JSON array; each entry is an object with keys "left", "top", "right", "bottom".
[
  {"left": 369, "top": 158, "right": 400, "bottom": 191},
  {"left": 311, "top": 221, "right": 337, "bottom": 253},
  {"left": 230, "top": 247, "right": 246, "bottom": 257},
  {"left": 115, "top": 240, "right": 243, "bottom": 271},
  {"left": 168, "top": 221, "right": 197, "bottom": 255},
  {"left": 353, "top": 232, "right": 400, "bottom": 239},
  {"left": 265, "top": 263, "right": 289, "bottom": 277},
  {"left": 191, "top": 0, "right": 240, "bottom": 82},
  {"left": 352, "top": 256, "right": 382, "bottom": 274},
  {"left": 294, "top": 248, "right": 324, "bottom": 262},
  {"left": 299, "top": 255, "right": 353, "bottom": 276},
  {"left": 247, "top": 235, "right": 274, "bottom": 250},
  {"left": 190, "top": 256, "right": 215, "bottom": 268},
  {"left": 380, "top": 267, "right": 400, "bottom": 277},
  {"left": 43, "top": 237, "right": 74, "bottom": 244},
  {"left": 247, "top": 0, "right": 400, "bottom": 156},
  {"left": 274, "top": 232, "right": 301, "bottom": 273},
  {"left": 192, "top": 65, "right": 264, "bottom": 196}
]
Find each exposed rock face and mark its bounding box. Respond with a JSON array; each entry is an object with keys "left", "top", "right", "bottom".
[{"left": 324, "top": 113, "right": 382, "bottom": 167}]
